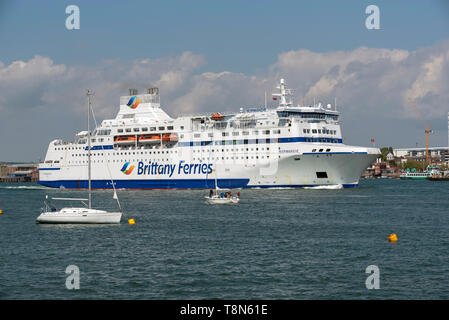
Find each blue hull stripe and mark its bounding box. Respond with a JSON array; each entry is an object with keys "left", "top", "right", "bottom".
[
  {"left": 249, "top": 184, "right": 358, "bottom": 189},
  {"left": 302, "top": 152, "right": 368, "bottom": 155},
  {"left": 39, "top": 168, "right": 61, "bottom": 171},
  {"left": 38, "top": 178, "right": 250, "bottom": 189},
  {"left": 84, "top": 145, "right": 114, "bottom": 151},
  {"left": 60, "top": 137, "right": 343, "bottom": 151},
  {"left": 38, "top": 179, "right": 357, "bottom": 189},
  {"left": 177, "top": 137, "right": 343, "bottom": 147}
]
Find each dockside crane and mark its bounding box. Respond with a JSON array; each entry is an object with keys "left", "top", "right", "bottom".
[{"left": 408, "top": 98, "right": 433, "bottom": 163}]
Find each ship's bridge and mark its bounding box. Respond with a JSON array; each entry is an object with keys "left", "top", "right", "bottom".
[{"left": 276, "top": 105, "right": 339, "bottom": 121}]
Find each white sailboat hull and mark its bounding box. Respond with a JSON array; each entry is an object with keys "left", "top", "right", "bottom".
[
  {"left": 36, "top": 208, "right": 122, "bottom": 224},
  {"left": 204, "top": 196, "right": 240, "bottom": 204}
]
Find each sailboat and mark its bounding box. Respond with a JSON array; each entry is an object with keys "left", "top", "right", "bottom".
[
  {"left": 36, "top": 90, "right": 122, "bottom": 224},
  {"left": 204, "top": 136, "right": 240, "bottom": 205}
]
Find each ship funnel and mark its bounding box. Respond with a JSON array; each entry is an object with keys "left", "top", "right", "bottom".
[
  {"left": 147, "top": 87, "right": 159, "bottom": 95},
  {"left": 129, "top": 88, "right": 138, "bottom": 96}
]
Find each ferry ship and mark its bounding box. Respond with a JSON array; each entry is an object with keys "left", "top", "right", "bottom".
[
  {"left": 400, "top": 166, "right": 441, "bottom": 180},
  {"left": 38, "top": 79, "right": 380, "bottom": 189}
]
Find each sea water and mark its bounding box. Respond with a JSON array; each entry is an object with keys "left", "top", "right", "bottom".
[{"left": 1, "top": 179, "right": 449, "bottom": 299}]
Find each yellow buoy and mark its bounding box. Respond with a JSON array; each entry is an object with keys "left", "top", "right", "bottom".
[
  {"left": 0, "top": 209, "right": 3, "bottom": 215},
  {"left": 388, "top": 233, "right": 398, "bottom": 242},
  {"left": 128, "top": 218, "right": 135, "bottom": 225}
]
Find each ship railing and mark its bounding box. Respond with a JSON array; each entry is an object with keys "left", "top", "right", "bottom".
[{"left": 177, "top": 106, "right": 277, "bottom": 119}]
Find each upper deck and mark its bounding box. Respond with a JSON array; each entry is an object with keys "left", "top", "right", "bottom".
[{"left": 43, "top": 79, "right": 345, "bottom": 165}]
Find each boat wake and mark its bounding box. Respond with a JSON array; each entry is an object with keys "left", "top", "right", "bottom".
[
  {"left": 303, "top": 184, "right": 343, "bottom": 190},
  {"left": 0, "top": 185, "right": 51, "bottom": 190}
]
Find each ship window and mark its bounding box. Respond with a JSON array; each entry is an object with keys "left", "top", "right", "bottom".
[
  {"left": 125, "top": 128, "right": 131, "bottom": 133},
  {"left": 180, "top": 126, "right": 184, "bottom": 130},
  {"left": 142, "top": 127, "right": 148, "bottom": 132},
  {"left": 133, "top": 128, "right": 140, "bottom": 132},
  {"left": 150, "top": 127, "right": 156, "bottom": 131},
  {"left": 316, "top": 172, "right": 328, "bottom": 178},
  {"left": 232, "top": 132, "right": 239, "bottom": 136},
  {"left": 242, "top": 131, "right": 249, "bottom": 135},
  {"left": 273, "top": 129, "right": 280, "bottom": 134},
  {"left": 264, "top": 130, "right": 270, "bottom": 134},
  {"left": 118, "top": 129, "right": 123, "bottom": 133},
  {"left": 326, "top": 149, "right": 331, "bottom": 152},
  {"left": 167, "top": 126, "right": 174, "bottom": 130},
  {"left": 158, "top": 127, "right": 165, "bottom": 130}
]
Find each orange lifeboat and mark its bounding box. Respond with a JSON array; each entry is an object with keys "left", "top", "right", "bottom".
[
  {"left": 211, "top": 113, "right": 225, "bottom": 121},
  {"left": 138, "top": 134, "right": 161, "bottom": 143},
  {"left": 162, "top": 133, "right": 178, "bottom": 142},
  {"left": 114, "top": 136, "right": 136, "bottom": 144}
]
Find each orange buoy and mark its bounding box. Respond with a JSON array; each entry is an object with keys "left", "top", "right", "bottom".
[
  {"left": 128, "top": 218, "right": 135, "bottom": 225},
  {"left": 388, "top": 233, "right": 398, "bottom": 242}
]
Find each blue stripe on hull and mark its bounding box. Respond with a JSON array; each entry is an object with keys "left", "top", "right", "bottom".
[
  {"left": 248, "top": 184, "right": 358, "bottom": 188},
  {"left": 38, "top": 179, "right": 250, "bottom": 189},
  {"left": 38, "top": 179, "right": 357, "bottom": 189}
]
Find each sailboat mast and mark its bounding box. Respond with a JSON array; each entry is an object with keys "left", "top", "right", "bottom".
[{"left": 86, "top": 90, "right": 93, "bottom": 209}]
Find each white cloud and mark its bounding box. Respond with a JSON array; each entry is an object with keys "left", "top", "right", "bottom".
[
  {"left": 2, "top": 40, "right": 449, "bottom": 161},
  {"left": 0, "top": 56, "right": 67, "bottom": 112}
]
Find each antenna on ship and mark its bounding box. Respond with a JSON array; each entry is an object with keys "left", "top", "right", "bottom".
[
  {"left": 272, "top": 78, "right": 293, "bottom": 108},
  {"left": 264, "top": 91, "right": 267, "bottom": 108}
]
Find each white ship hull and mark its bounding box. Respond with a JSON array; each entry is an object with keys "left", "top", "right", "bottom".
[{"left": 38, "top": 144, "right": 378, "bottom": 189}]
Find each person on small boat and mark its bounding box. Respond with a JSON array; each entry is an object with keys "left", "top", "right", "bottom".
[
  {"left": 209, "top": 189, "right": 213, "bottom": 198},
  {"left": 220, "top": 192, "right": 224, "bottom": 198},
  {"left": 237, "top": 192, "right": 240, "bottom": 198}
]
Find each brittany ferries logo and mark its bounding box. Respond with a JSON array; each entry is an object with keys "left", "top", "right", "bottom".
[
  {"left": 127, "top": 96, "right": 141, "bottom": 109},
  {"left": 120, "top": 162, "right": 135, "bottom": 175},
  {"left": 119, "top": 161, "right": 213, "bottom": 177}
]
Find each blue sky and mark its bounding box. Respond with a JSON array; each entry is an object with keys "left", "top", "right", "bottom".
[
  {"left": 1, "top": 0, "right": 449, "bottom": 161},
  {"left": 2, "top": 0, "right": 449, "bottom": 72}
]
